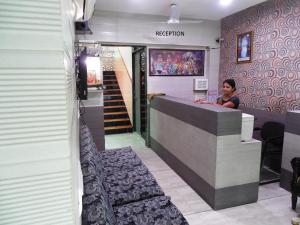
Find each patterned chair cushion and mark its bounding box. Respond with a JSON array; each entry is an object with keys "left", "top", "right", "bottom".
[
  {"left": 103, "top": 165, "right": 164, "bottom": 207},
  {"left": 100, "top": 146, "right": 135, "bottom": 158},
  {"left": 80, "top": 124, "right": 104, "bottom": 179},
  {"left": 82, "top": 175, "right": 116, "bottom": 225},
  {"left": 114, "top": 196, "right": 189, "bottom": 225},
  {"left": 80, "top": 124, "right": 116, "bottom": 224},
  {"left": 99, "top": 147, "right": 143, "bottom": 176}
]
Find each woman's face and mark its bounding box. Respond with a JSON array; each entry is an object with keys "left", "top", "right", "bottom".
[{"left": 223, "top": 82, "right": 235, "bottom": 95}]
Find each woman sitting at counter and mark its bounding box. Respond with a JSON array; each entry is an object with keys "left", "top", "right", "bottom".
[{"left": 195, "top": 79, "right": 240, "bottom": 109}]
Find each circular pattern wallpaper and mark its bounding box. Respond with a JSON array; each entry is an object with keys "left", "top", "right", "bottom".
[{"left": 220, "top": 0, "right": 300, "bottom": 112}]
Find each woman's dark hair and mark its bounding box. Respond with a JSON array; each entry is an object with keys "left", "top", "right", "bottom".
[{"left": 223, "top": 79, "right": 236, "bottom": 91}]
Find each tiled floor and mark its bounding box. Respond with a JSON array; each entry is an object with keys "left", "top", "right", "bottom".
[{"left": 105, "top": 133, "right": 298, "bottom": 225}]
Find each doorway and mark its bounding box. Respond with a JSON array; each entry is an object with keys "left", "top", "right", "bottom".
[
  {"left": 99, "top": 45, "right": 148, "bottom": 140},
  {"left": 132, "top": 47, "right": 147, "bottom": 140}
]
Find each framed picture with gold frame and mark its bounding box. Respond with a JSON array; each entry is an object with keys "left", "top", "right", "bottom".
[{"left": 236, "top": 31, "right": 253, "bottom": 64}]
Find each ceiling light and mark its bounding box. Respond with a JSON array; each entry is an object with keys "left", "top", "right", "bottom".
[
  {"left": 101, "top": 31, "right": 114, "bottom": 35},
  {"left": 219, "top": 0, "right": 233, "bottom": 6},
  {"left": 167, "top": 19, "right": 180, "bottom": 24}
]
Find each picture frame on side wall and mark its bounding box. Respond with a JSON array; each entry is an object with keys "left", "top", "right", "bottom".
[{"left": 236, "top": 31, "right": 253, "bottom": 64}]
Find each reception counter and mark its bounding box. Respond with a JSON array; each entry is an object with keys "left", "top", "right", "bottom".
[{"left": 149, "top": 96, "right": 261, "bottom": 210}]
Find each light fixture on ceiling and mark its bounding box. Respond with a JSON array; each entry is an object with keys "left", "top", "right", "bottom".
[
  {"left": 167, "top": 3, "right": 180, "bottom": 24},
  {"left": 101, "top": 31, "right": 115, "bottom": 35},
  {"left": 219, "top": 0, "right": 233, "bottom": 6},
  {"left": 166, "top": 3, "right": 202, "bottom": 24}
]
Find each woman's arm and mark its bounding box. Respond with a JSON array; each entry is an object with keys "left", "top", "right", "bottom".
[
  {"left": 194, "top": 99, "right": 206, "bottom": 103},
  {"left": 222, "top": 96, "right": 240, "bottom": 109},
  {"left": 194, "top": 100, "right": 218, "bottom": 105},
  {"left": 222, "top": 101, "right": 236, "bottom": 108}
]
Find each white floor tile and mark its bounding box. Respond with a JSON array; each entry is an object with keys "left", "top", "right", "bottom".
[
  {"left": 258, "top": 182, "right": 290, "bottom": 201},
  {"left": 105, "top": 133, "right": 297, "bottom": 225},
  {"left": 185, "top": 195, "right": 297, "bottom": 225}
]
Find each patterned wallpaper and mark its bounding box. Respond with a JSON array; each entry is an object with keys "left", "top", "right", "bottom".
[
  {"left": 219, "top": 0, "right": 300, "bottom": 112},
  {"left": 100, "top": 47, "right": 116, "bottom": 71}
]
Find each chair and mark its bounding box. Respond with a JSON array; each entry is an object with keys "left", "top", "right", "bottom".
[
  {"left": 259, "top": 121, "right": 285, "bottom": 169},
  {"left": 291, "top": 158, "right": 300, "bottom": 210}
]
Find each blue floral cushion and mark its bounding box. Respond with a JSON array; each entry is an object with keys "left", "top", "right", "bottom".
[
  {"left": 79, "top": 124, "right": 187, "bottom": 224},
  {"left": 80, "top": 124, "right": 104, "bottom": 178},
  {"left": 114, "top": 196, "right": 189, "bottom": 225},
  {"left": 102, "top": 165, "right": 164, "bottom": 207},
  {"left": 99, "top": 147, "right": 143, "bottom": 176},
  {"left": 82, "top": 174, "right": 116, "bottom": 225}
]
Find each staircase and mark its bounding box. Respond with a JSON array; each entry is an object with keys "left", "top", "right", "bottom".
[{"left": 103, "top": 71, "right": 133, "bottom": 135}]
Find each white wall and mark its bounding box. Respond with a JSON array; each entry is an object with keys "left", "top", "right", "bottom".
[
  {"left": 78, "top": 11, "right": 221, "bottom": 100},
  {"left": 0, "top": 1, "right": 80, "bottom": 224},
  {"left": 114, "top": 49, "right": 133, "bottom": 123},
  {"left": 147, "top": 45, "right": 220, "bottom": 100},
  {"left": 118, "top": 47, "right": 133, "bottom": 79}
]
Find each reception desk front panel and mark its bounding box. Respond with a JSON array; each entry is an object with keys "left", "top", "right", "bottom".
[{"left": 149, "top": 96, "right": 261, "bottom": 210}]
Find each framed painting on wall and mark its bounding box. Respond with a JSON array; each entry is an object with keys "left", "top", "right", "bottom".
[
  {"left": 149, "top": 48, "right": 205, "bottom": 76},
  {"left": 87, "top": 70, "right": 101, "bottom": 87},
  {"left": 236, "top": 31, "right": 253, "bottom": 64}
]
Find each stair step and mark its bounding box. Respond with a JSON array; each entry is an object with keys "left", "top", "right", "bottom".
[
  {"left": 105, "top": 85, "right": 119, "bottom": 89},
  {"left": 103, "top": 75, "right": 116, "bottom": 77},
  {"left": 103, "top": 80, "right": 118, "bottom": 85},
  {"left": 104, "top": 95, "right": 122, "bottom": 99},
  {"left": 104, "top": 105, "right": 126, "bottom": 109},
  {"left": 105, "top": 126, "right": 133, "bottom": 134},
  {"left": 105, "top": 125, "right": 132, "bottom": 131},
  {"left": 104, "top": 118, "right": 131, "bottom": 127},
  {"left": 104, "top": 100, "right": 125, "bottom": 106},
  {"left": 104, "top": 92, "right": 121, "bottom": 96},
  {"left": 104, "top": 95, "right": 123, "bottom": 101},
  {"left": 104, "top": 118, "right": 130, "bottom": 123},
  {"left": 104, "top": 105, "right": 126, "bottom": 113},
  {"left": 104, "top": 94, "right": 122, "bottom": 96},
  {"left": 104, "top": 89, "right": 120, "bottom": 91},
  {"left": 104, "top": 111, "right": 129, "bottom": 119},
  {"left": 104, "top": 111, "right": 128, "bottom": 115},
  {"left": 105, "top": 83, "right": 119, "bottom": 86},
  {"left": 104, "top": 99, "right": 124, "bottom": 103},
  {"left": 103, "top": 71, "right": 116, "bottom": 75}
]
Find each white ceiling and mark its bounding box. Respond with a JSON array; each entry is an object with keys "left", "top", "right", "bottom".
[{"left": 94, "top": 0, "right": 266, "bottom": 21}]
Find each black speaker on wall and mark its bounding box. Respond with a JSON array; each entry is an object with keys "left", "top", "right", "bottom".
[
  {"left": 77, "top": 48, "right": 88, "bottom": 100},
  {"left": 75, "top": 21, "right": 92, "bottom": 35}
]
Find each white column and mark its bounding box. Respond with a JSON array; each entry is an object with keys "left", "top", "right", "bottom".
[{"left": 0, "top": 0, "right": 80, "bottom": 224}]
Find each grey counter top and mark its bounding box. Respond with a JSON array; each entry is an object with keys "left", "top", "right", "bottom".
[{"left": 151, "top": 95, "right": 242, "bottom": 136}]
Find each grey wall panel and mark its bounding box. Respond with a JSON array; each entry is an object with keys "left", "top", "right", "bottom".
[
  {"left": 280, "top": 111, "right": 300, "bottom": 192},
  {"left": 150, "top": 138, "right": 216, "bottom": 208},
  {"left": 285, "top": 111, "right": 300, "bottom": 136},
  {"left": 82, "top": 106, "right": 105, "bottom": 151},
  {"left": 215, "top": 136, "right": 261, "bottom": 188},
  {"left": 281, "top": 132, "right": 300, "bottom": 172},
  {"left": 214, "top": 182, "right": 259, "bottom": 210},
  {"left": 151, "top": 96, "right": 241, "bottom": 136},
  {"left": 150, "top": 108, "right": 217, "bottom": 187},
  {"left": 280, "top": 168, "right": 292, "bottom": 192},
  {"left": 151, "top": 137, "right": 259, "bottom": 210},
  {"left": 149, "top": 96, "right": 261, "bottom": 209}
]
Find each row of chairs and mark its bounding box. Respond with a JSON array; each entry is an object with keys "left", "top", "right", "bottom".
[
  {"left": 257, "top": 121, "right": 284, "bottom": 171},
  {"left": 256, "top": 121, "right": 300, "bottom": 210}
]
